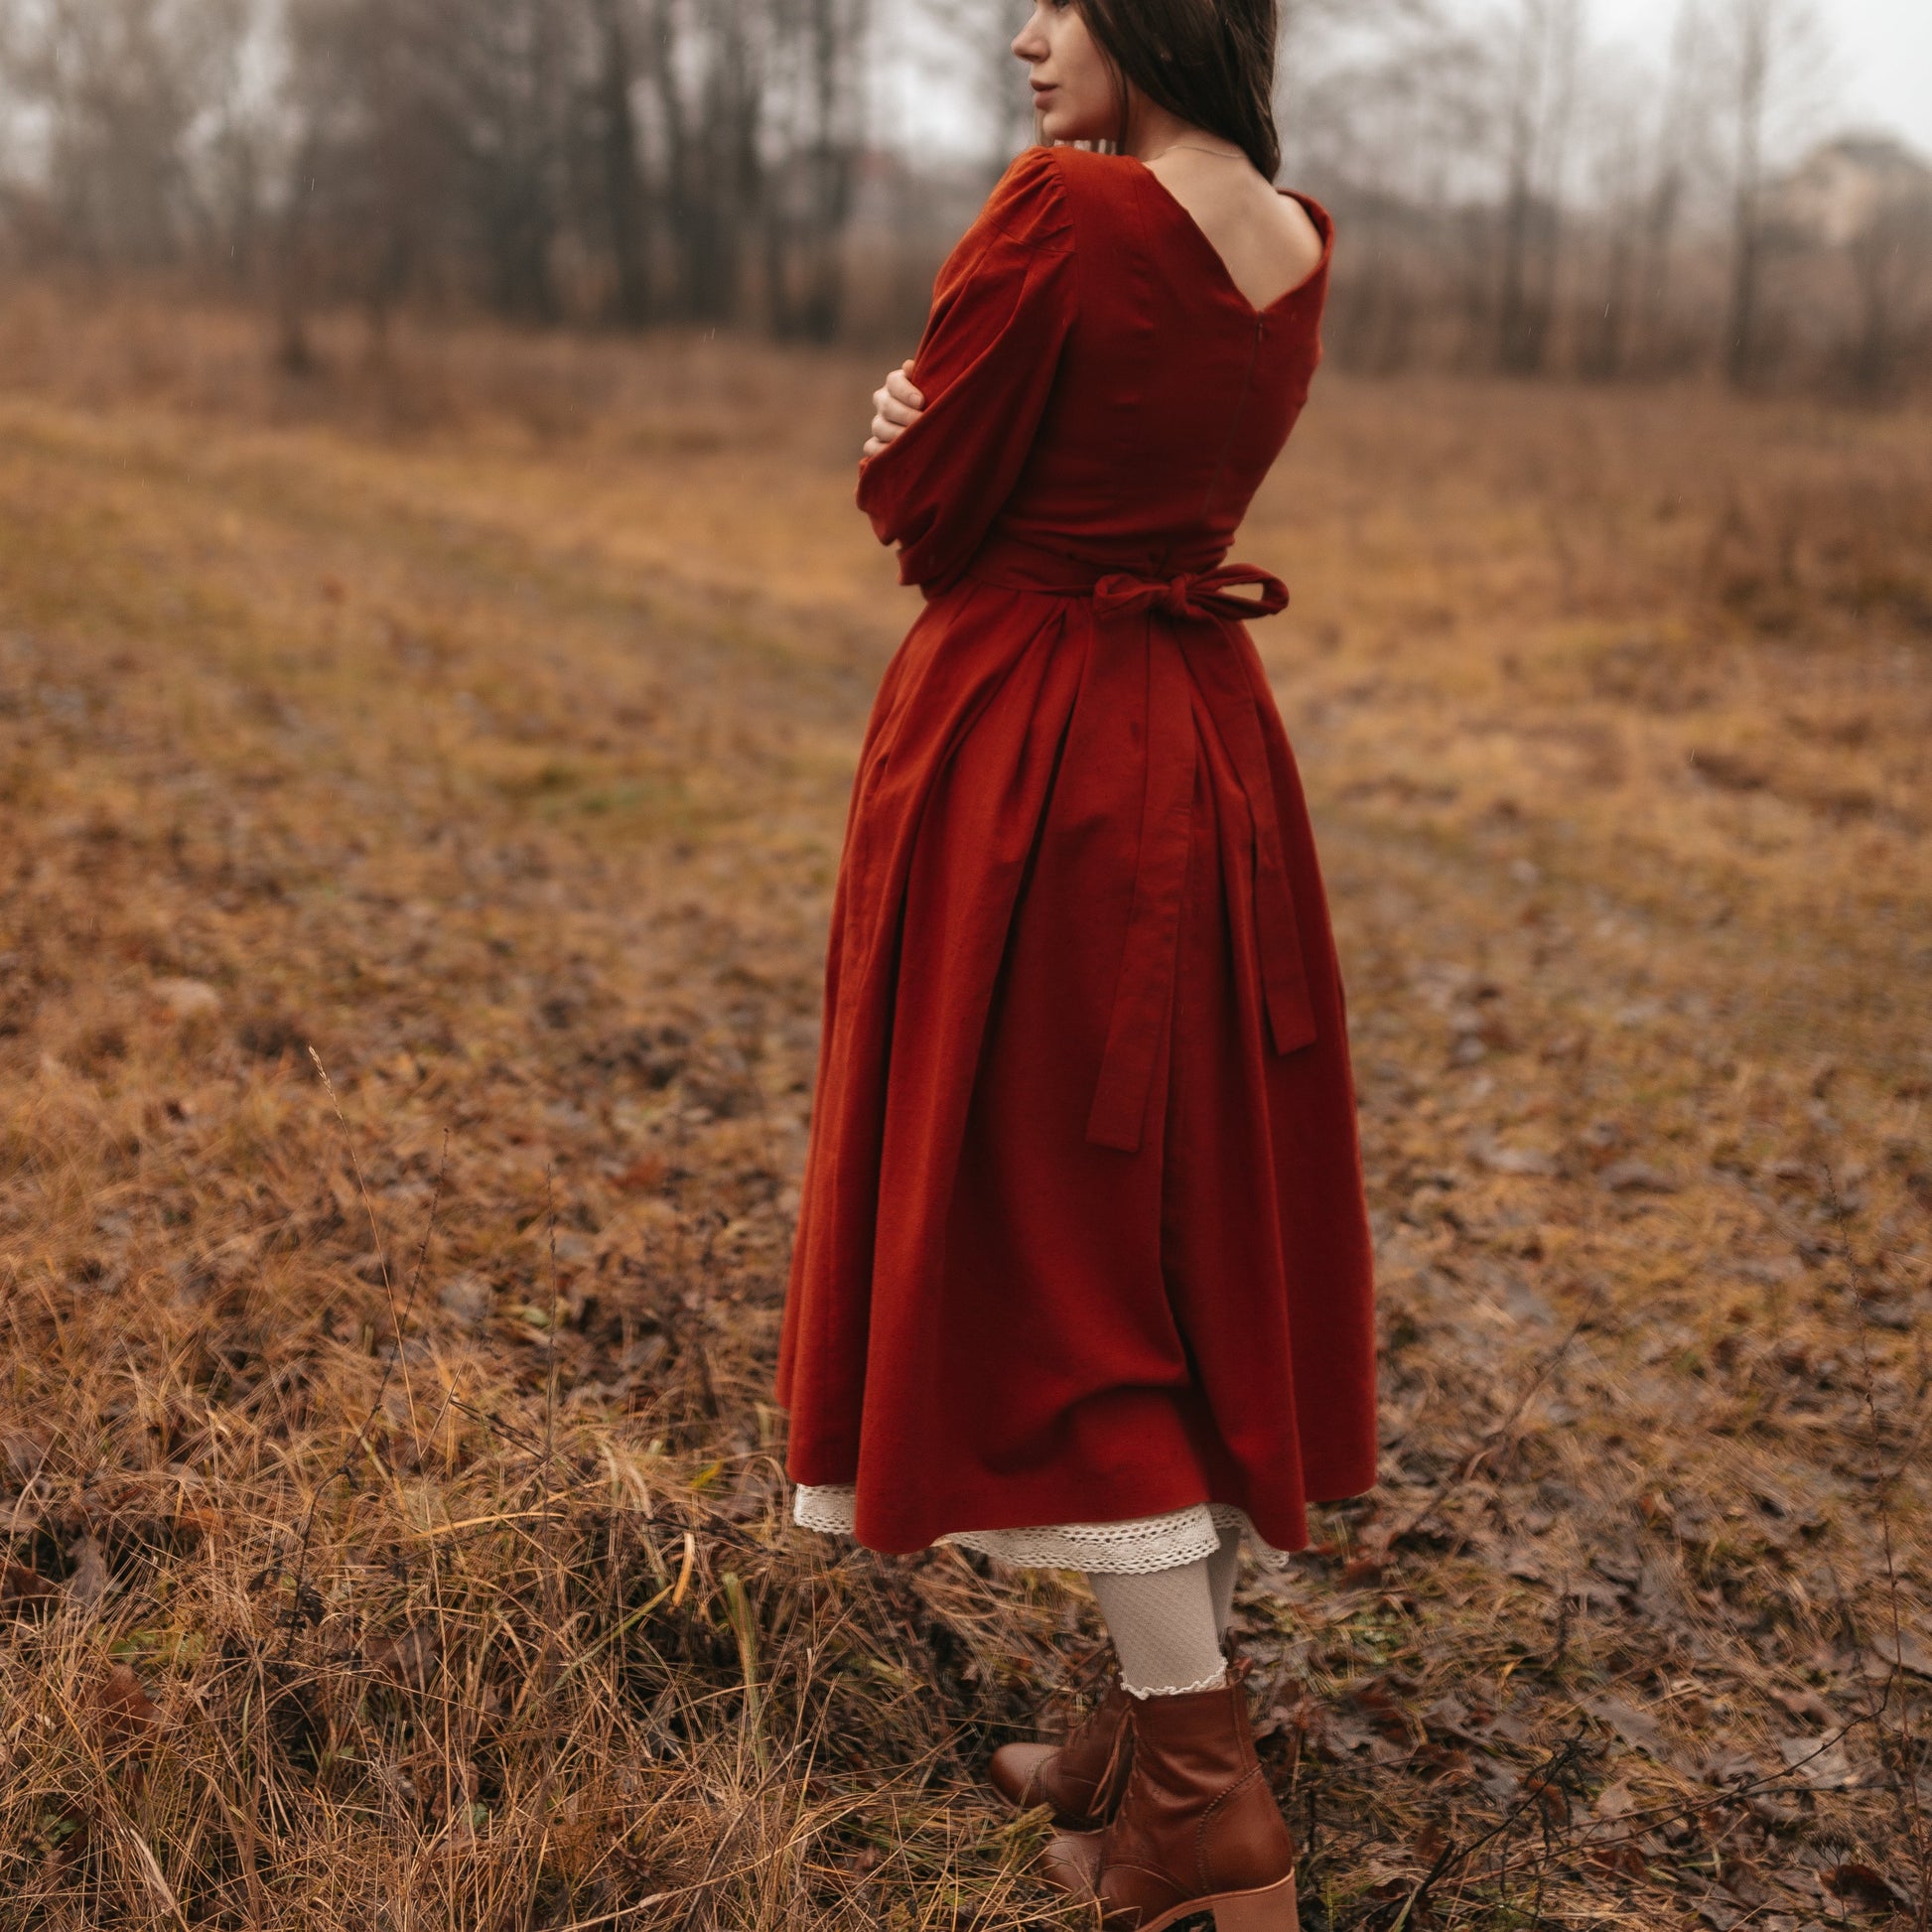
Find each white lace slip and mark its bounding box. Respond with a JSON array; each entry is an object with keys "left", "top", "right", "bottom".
[{"left": 791, "top": 1482, "right": 1292, "bottom": 1574}]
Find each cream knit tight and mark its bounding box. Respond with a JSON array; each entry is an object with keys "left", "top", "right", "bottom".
[{"left": 1087, "top": 1519, "right": 1243, "bottom": 1698}]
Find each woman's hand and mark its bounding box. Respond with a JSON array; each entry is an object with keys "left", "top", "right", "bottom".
[{"left": 865, "top": 360, "right": 925, "bottom": 458}]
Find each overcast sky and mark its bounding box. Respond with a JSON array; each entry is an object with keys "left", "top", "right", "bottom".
[
  {"left": 1589, "top": 0, "right": 1932, "bottom": 149},
  {"left": 888, "top": 0, "right": 1932, "bottom": 159}
]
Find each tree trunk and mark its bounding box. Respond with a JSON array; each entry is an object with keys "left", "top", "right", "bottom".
[
  {"left": 1725, "top": 0, "right": 1770, "bottom": 387},
  {"left": 590, "top": 0, "right": 651, "bottom": 327}
]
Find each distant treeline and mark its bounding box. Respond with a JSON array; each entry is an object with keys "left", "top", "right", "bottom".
[
  {"left": 0, "top": 0, "right": 877, "bottom": 346},
  {"left": 0, "top": 0, "right": 1926, "bottom": 396}
]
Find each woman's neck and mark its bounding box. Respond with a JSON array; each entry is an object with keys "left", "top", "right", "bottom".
[{"left": 1123, "top": 100, "right": 1238, "bottom": 165}]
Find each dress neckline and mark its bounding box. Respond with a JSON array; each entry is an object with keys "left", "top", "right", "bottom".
[{"left": 1127, "top": 156, "right": 1333, "bottom": 319}]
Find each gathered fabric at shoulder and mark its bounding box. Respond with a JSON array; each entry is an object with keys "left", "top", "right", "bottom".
[{"left": 942, "top": 143, "right": 1074, "bottom": 269}]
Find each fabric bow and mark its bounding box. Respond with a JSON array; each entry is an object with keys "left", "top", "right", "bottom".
[{"left": 1093, "top": 564, "right": 1290, "bottom": 625}]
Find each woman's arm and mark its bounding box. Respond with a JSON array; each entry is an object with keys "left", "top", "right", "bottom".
[{"left": 854, "top": 146, "right": 1076, "bottom": 590}]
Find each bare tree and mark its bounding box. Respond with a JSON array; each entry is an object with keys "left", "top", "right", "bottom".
[
  {"left": 1787, "top": 136, "right": 1932, "bottom": 401},
  {"left": 1281, "top": 1, "right": 1491, "bottom": 371},
  {"left": 1494, "top": 0, "right": 1584, "bottom": 374},
  {"left": 1627, "top": 0, "right": 1708, "bottom": 373},
  {"left": 1574, "top": 51, "right": 1650, "bottom": 379},
  {"left": 282, "top": 0, "right": 456, "bottom": 345},
  {"left": 0, "top": 0, "right": 265, "bottom": 268},
  {"left": 642, "top": 0, "right": 766, "bottom": 322},
  {"left": 1716, "top": 0, "right": 1827, "bottom": 385},
  {"left": 764, "top": 0, "right": 873, "bottom": 340},
  {"left": 589, "top": 0, "right": 651, "bottom": 326}
]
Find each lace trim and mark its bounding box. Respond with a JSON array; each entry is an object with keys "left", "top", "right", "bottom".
[
  {"left": 792, "top": 1484, "right": 866, "bottom": 1536},
  {"left": 791, "top": 1484, "right": 1292, "bottom": 1574},
  {"left": 1123, "top": 1667, "right": 1230, "bottom": 1700}
]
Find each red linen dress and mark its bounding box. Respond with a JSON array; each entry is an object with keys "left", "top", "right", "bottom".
[{"left": 776, "top": 144, "right": 1377, "bottom": 1561}]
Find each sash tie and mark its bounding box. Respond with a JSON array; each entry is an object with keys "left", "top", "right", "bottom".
[
  {"left": 969, "top": 536, "right": 1318, "bottom": 1155},
  {"left": 1094, "top": 566, "right": 1291, "bottom": 626}
]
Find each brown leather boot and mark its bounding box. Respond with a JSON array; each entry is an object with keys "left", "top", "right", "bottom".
[
  {"left": 987, "top": 1678, "right": 1134, "bottom": 1830},
  {"left": 1038, "top": 1677, "right": 1299, "bottom": 1930}
]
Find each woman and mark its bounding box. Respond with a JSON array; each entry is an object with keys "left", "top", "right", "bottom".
[{"left": 777, "top": 0, "right": 1376, "bottom": 1923}]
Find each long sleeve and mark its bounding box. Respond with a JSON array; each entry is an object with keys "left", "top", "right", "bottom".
[{"left": 856, "top": 146, "right": 1076, "bottom": 591}]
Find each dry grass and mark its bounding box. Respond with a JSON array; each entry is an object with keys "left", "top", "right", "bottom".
[{"left": 0, "top": 289, "right": 1928, "bottom": 1930}]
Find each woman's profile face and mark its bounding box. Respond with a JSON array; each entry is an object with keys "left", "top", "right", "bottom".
[{"left": 1012, "top": 0, "right": 1119, "bottom": 147}]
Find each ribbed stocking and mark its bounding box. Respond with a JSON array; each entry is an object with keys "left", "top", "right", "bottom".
[
  {"left": 1205, "top": 1516, "right": 1242, "bottom": 1638},
  {"left": 1087, "top": 1557, "right": 1227, "bottom": 1699}
]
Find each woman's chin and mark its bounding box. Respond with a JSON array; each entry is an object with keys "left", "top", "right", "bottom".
[{"left": 1035, "top": 109, "right": 1104, "bottom": 147}]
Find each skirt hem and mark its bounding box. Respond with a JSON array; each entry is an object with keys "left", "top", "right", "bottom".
[{"left": 791, "top": 1481, "right": 1293, "bottom": 1574}]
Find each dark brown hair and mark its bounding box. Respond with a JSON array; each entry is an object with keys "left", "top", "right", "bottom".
[{"left": 1076, "top": 0, "right": 1283, "bottom": 182}]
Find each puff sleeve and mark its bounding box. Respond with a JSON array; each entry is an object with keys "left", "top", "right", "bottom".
[{"left": 856, "top": 146, "right": 1076, "bottom": 590}]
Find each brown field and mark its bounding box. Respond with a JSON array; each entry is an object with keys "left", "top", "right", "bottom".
[{"left": 2, "top": 294, "right": 1930, "bottom": 1930}]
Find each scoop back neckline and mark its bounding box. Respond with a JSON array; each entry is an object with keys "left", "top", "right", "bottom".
[{"left": 1124, "top": 154, "right": 1332, "bottom": 319}]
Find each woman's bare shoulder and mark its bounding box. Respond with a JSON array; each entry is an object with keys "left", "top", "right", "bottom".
[{"left": 1269, "top": 191, "right": 1328, "bottom": 287}]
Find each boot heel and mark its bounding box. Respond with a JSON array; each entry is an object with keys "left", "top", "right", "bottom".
[{"left": 1213, "top": 1873, "right": 1299, "bottom": 1931}]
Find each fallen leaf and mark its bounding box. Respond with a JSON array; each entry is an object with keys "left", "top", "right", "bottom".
[
  {"left": 439, "top": 1273, "right": 492, "bottom": 1328},
  {"left": 1591, "top": 1777, "right": 1638, "bottom": 1820},
  {"left": 2, "top": 1430, "right": 50, "bottom": 1480},
  {"left": 150, "top": 977, "right": 222, "bottom": 1021},
  {"left": 1822, "top": 1862, "right": 1905, "bottom": 1910},
  {"left": 1587, "top": 1694, "right": 1673, "bottom": 1761},
  {"left": 1857, "top": 1296, "right": 1914, "bottom": 1332},
  {"left": 66, "top": 1533, "right": 108, "bottom": 1610},
  {"left": 1777, "top": 1732, "right": 1859, "bottom": 1790},
  {"left": 1590, "top": 1839, "right": 1648, "bottom": 1879},
  {"left": 1323, "top": 1715, "right": 1409, "bottom": 1765},
  {"left": 97, "top": 1662, "right": 160, "bottom": 1750},
  {"left": 171, "top": 1504, "right": 222, "bottom": 1546},
  {"left": 1867, "top": 1626, "right": 1932, "bottom": 1679},
  {"left": 1772, "top": 1686, "right": 1836, "bottom": 1726},
  {"left": 1566, "top": 1578, "right": 1625, "bottom": 1611},
  {"left": 1470, "top": 1136, "right": 1558, "bottom": 1176},
  {"left": 1408, "top": 1739, "right": 1471, "bottom": 1781},
  {"left": 1347, "top": 1677, "right": 1415, "bottom": 1743},
  {"left": 1262, "top": 1692, "right": 1328, "bottom": 1753},
  {"left": 403, "top": 1748, "right": 478, "bottom": 1821},
  {"left": 1716, "top": 1864, "right": 1769, "bottom": 1908},
  {"left": 723, "top": 1467, "right": 778, "bottom": 1523},
  {"left": 2, "top": 1561, "right": 56, "bottom": 1610},
  {"left": 367, "top": 1625, "right": 440, "bottom": 1687},
  {"left": 1690, "top": 748, "right": 1768, "bottom": 792},
  {"left": 1599, "top": 1161, "right": 1679, "bottom": 1193},
  {"left": 1424, "top": 1689, "right": 1534, "bottom": 1751}
]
